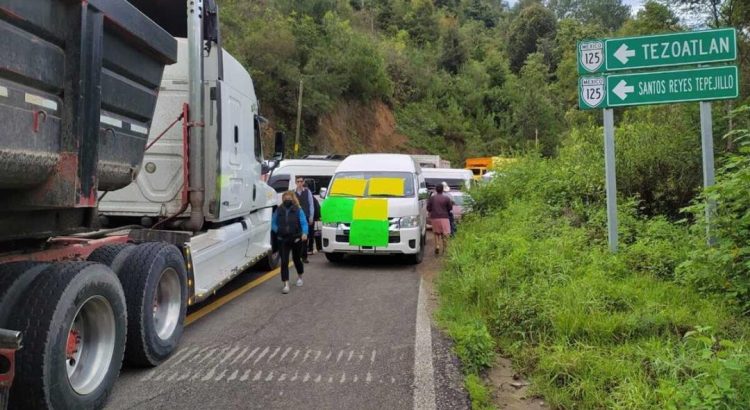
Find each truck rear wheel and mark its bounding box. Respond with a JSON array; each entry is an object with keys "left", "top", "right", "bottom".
[
  {"left": 119, "top": 242, "right": 187, "bottom": 367},
  {"left": 0, "top": 262, "right": 49, "bottom": 327},
  {"left": 88, "top": 243, "right": 136, "bottom": 275},
  {"left": 8, "top": 262, "right": 127, "bottom": 409}
]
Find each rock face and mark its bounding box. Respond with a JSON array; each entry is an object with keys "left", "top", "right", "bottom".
[{"left": 317, "top": 99, "right": 410, "bottom": 154}]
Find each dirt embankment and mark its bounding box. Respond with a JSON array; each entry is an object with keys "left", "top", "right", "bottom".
[{"left": 316, "top": 99, "right": 410, "bottom": 154}]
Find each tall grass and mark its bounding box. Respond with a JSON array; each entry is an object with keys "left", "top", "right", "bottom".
[{"left": 437, "top": 129, "right": 750, "bottom": 408}]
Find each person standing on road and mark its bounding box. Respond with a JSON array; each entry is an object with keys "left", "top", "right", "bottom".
[
  {"left": 308, "top": 187, "right": 323, "bottom": 254},
  {"left": 295, "top": 177, "right": 314, "bottom": 263},
  {"left": 272, "top": 191, "right": 308, "bottom": 294},
  {"left": 427, "top": 184, "right": 453, "bottom": 255}
]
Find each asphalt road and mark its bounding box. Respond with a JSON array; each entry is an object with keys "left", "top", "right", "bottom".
[{"left": 107, "top": 243, "right": 469, "bottom": 410}]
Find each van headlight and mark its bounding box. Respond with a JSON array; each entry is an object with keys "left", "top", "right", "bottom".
[{"left": 399, "top": 215, "right": 420, "bottom": 228}]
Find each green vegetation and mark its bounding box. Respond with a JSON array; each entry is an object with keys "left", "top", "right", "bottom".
[
  {"left": 438, "top": 121, "right": 750, "bottom": 408},
  {"left": 215, "top": 0, "right": 750, "bottom": 407}
]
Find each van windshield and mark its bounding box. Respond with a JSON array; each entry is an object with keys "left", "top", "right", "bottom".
[
  {"left": 425, "top": 178, "right": 467, "bottom": 190},
  {"left": 330, "top": 172, "right": 415, "bottom": 198}
]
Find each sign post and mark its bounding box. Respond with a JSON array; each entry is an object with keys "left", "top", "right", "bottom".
[
  {"left": 577, "top": 28, "right": 739, "bottom": 251},
  {"left": 603, "top": 109, "right": 618, "bottom": 253}
]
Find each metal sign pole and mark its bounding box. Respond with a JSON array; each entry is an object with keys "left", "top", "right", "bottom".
[
  {"left": 700, "top": 101, "right": 716, "bottom": 244},
  {"left": 603, "top": 109, "right": 618, "bottom": 252}
]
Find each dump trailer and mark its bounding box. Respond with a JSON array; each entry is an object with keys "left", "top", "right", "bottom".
[{"left": 0, "top": 0, "right": 281, "bottom": 408}]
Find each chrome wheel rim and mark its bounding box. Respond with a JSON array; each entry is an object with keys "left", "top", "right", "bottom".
[
  {"left": 66, "top": 296, "right": 116, "bottom": 395},
  {"left": 153, "top": 268, "right": 181, "bottom": 340}
]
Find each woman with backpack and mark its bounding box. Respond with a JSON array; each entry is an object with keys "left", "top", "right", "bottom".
[{"left": 272, "top": 191, "right": 309, "bottom": 294}]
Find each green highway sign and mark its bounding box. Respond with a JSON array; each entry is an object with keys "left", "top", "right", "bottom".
[
  {"left": 579, "top": 65, "right": 738, "bottom": 110},
  {"left": 578, "top": 28, "right": 737, "bottom": 74}
]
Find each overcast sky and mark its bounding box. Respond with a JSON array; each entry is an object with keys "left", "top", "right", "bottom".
[{"left": 507, "top": 0, "right": 645, "bottom": 12}]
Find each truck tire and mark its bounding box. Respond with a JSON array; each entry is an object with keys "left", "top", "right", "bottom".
[
  {"left": 255, "top": 250, "right": 280, "bottom": 271},
  {"left": 408, "top": 234, "right": 426, "bottom": 265},
  {"left": 325, "top": 252, "right": 345, "bottom": 263},
  {"left": 88, "top": 243, "right": 136, "bottom": 275},
  {"left": 8, "top": 262, "right": 127, "bottom": 410},
  {"left": 0, "top": 262, "right": 50, "bottom": 328},
  {"left": 119, "top": 242, "right": 187, "bottom": 367}
]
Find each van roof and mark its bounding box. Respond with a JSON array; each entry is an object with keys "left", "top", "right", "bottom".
[
  {"left": 270, "top": 159, "right": 342, "bottom": 177},
  {"left": 336, "top": 154, "right": 418, "bottom": 173},
  {"left": 421, "top": 168, "right": 472, "bottom": 178}
]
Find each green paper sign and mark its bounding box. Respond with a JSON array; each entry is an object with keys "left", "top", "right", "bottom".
[
  {"left": 349, "top": 220, "right": 389, "bottom": 247},
  {"left": 321, "top": 197, "right": 355, "bottom": 223}
]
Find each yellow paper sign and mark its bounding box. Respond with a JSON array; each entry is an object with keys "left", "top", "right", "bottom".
[
  {"left": 330, "top": 178, "right": 366, "bottom": 197},
  {"left": 353, "top": 198, "right": 388, "bottom": 220},
  {"left": 368, "top": 177, "right": 405, "bottom": 196}
]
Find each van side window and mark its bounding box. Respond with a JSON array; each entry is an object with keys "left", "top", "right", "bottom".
[{"left": 268, "top": 176, "right": 289, "bottom": 193}]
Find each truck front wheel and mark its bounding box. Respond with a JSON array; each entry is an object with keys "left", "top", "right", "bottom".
[
  {"left": 119, "top": 242, "right": 187, "bottom": 367},
  {"left": 8, "top": 262, "right": 127, "bottom": 409}
]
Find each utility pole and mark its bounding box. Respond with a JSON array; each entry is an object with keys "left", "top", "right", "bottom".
[{"left": 294, "top": 79, "right": 303, "bottom": 158}]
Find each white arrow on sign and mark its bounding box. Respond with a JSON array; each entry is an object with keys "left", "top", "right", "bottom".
[
  {"left": 613, "top": 44, "right": 636, "bottom": 64},
  {"left": 613, "top": 80, "right": 634, "bottom": 100}
]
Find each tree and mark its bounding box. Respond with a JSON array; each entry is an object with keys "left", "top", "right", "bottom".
[
  {"left": 619, "top": 1, "right": 680, "bottom": 35},
  {"left": 548, "top": 0, "right": 631, "bottom": 31},
  {"left": 406, "top": 0, "right": 440, "bottom": 45},
  {"left": 438, "top": 24, "right": 467, "bottom": 74},
  {"left": 506, "top": 4, "right": 557, "bottom": 73},
  {"left": 464, "top": 0, "right": 499, "bottom": 28}
]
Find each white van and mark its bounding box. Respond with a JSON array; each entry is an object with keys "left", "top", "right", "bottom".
[
  {"left": 421, "top": 168, "right": 473, "bottom": 191},
  {"left": 266, "top": 158, "right": 342, "bottom": 199},
  {"left": 321, "top": 154, "right": 427, "bottom": 264}
]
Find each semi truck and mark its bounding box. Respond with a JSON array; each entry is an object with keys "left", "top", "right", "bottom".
[{"left": 0, "top": 0, "right": 281, "bottom": 408}]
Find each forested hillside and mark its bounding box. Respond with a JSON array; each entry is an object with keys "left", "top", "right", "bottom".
[{"left": 218, "top": 0, "right": 748, "bottom": 164}]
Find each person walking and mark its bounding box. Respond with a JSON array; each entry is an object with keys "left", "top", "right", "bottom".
[
  {"left": 308, "top": 189, "right": 323, "bottom": 254},
  {"left": 427, "top": 184, "right": 453, "bottom": 255},
  {"left": 272, "top": 191, "right": 308, "bottom": 294},
  {"left": 295, "top": 177, "right": 314, "bottom": 263}
]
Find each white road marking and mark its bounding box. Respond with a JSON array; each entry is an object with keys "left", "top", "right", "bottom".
[
  {"left": 0, "top": 86, "right": 7, "bottom": 97},
  {"left": 171, "top": 347, "right": 199, "bottom": 367},
  {"left": 178, "top": 372, "right": 191, "bottom": 381},
  {"left": 336, "top": 350, "right": 344, "bottom": 363},
  {"left": 279, "top": 347, "right": 292, "bottom": 362},
  {"left": 366, "top": 372, "right": 372, "bottom": 383},
  {"left": 328, "top": 376, "right": 333, "bottom": 383},
  {"left": 354, "top": 374, "right": 358, "bottom": 382},
  {"left": 303, "top": 373, "right": 310, "bottom": 383},
  {"left": 228, "top": 370, "right": 238, "bottom": 381},
  {"left": 325, "top": 351, "right": 332, "bottom": 361},
  {"left": 215, "top": 370, "right": 228, "bottom": 381},
  {"left": 168, "top": 372, "right": 179, "bottom": 381},
  {"left": 302, "top": 349, "right": 311, "bottom": 363},
  {"left": 359, "top": 354, "right": 364, "bottom": 362},
  {"left": 253, "top": 347, "right": 270, "bottom": 364},
  {"left": 243, "top": 347, "right": 260, "bottom": 364},
  {"left": 190, "top": 346, "right": 212, "bottom": 363},
  {"left": 240, "top": 369, "right": 252, "bottom": 381},
  {"left": 221, "top": 346, "right": 240, "bottom": 363},
  {"left": 314, "top": 374, "right": 321, "bottom": 383},
  {"left": 347, "top": 351, "right": 354, "bottom": 362},
  {"left": 290, "top": 349, "right": 300, "bottom": 362},
  {"left": 340, "top": 372, "right": 346, "bottom": 383},
  {"left": 290, "top": 371, "right": 298, "bottom": 381},
  {"left": 371, "top": 350, "right": 376, "bottom": 364},
  {"left": 231, "top": 347, "right": 249, "bottom": 365},
  {"left": 413, "top": 279, "right": 436, "bottom": 410},
  {"left": 314, "top": 350, "right": 322, "bottom": 362},
  {"left": 201, "top": 366, "right": 217, "bottom": 381},
  {"left": 267, "top": 347, "right": 281, "bottom": 362},
  {"left": 253, "top": 371, "right": 262, "bottom": 381},
  {"left": 278, "top": 373, "right": 287, "bottom": 381},
  {"left": 198, "top": 348, "right": 218, "bottom": 363},
  {"left": 265, "top": 371, "right": 274, "bottom": 381}
]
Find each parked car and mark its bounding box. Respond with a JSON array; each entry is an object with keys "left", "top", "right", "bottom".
[{"left": 266, "top": 158, "right": 342, "bottom": 201}]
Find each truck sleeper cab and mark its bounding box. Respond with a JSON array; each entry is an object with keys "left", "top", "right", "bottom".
[{"left": 321, "top": 154, "right": 427, "bottom": 264}]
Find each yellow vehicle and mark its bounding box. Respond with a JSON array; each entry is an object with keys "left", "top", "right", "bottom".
[{"left": 465, "top": 157, "right": 493, "bottom": 180}]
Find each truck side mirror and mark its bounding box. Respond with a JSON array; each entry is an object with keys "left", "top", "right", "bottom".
[
  {"left": 273, "top": 131, "right": 285, "bottom": 161},
  {"left": 319, "top": 187, "right": 327, "bottom": 199}
]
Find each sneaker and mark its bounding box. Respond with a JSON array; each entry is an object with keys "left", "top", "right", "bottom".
[
  {"left": 296, "top": 277, "right": 304, "bottom": 287},
  {"left": 282, "top": 283, "right": 290, "bottom": 294}
]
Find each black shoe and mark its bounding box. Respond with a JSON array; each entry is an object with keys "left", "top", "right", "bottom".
[{"left": 302, "top": 259, "right": 309, "bottom": 263}]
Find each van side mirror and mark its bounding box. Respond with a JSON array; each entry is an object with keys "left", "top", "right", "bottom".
[
  {"left": 319, "top": 187, "right": 327, "bottom": 199},
  {"left": 418, "top": 187, "right": 429, "bottom": 200},
  {"left": 273, "top": 131, "right": 285, "bottom": 161}
]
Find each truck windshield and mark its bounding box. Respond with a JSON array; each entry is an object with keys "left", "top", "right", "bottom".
[{"left": 330, "top": 172, "right": 415, "bottom": 198}]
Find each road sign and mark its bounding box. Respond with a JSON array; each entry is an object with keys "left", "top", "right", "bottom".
[
  {"left": 578, "top": 28, "right": 737, "bottom": 74},
  {"left": 579, "top": 65, "right": 738, "bottom": 110}
]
